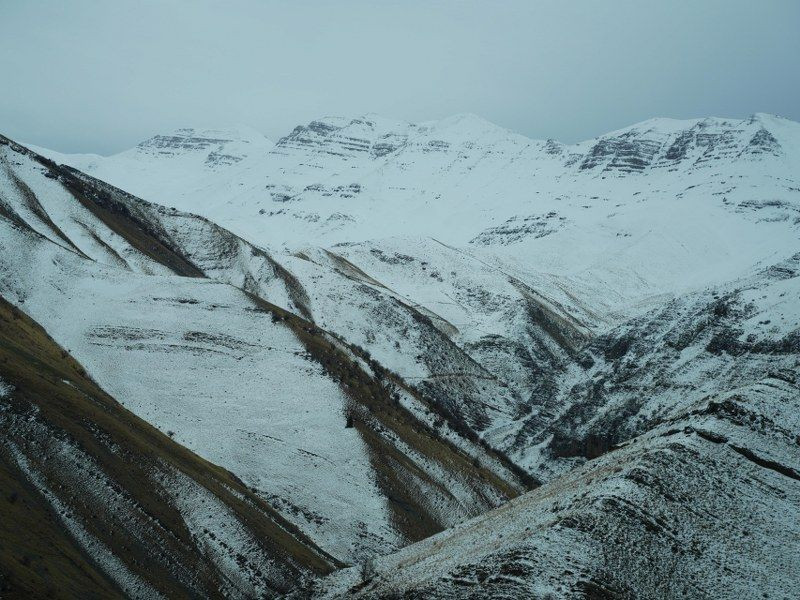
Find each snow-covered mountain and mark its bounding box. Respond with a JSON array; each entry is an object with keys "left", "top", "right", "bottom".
[
  {"left": 32, "top": 111, "right": 800, "bottom": 446},
  {"left": 0, "top": 135, "right": 527, "bottom": 596},
  {"left": 27, "top": 125, "right": 275, "bottom": 214},
  {"left": 34, "top": 112, "right": 800, "bottom": 310},
  {"left": 3, "top": 110, "right": 799, "bottom": 598}
]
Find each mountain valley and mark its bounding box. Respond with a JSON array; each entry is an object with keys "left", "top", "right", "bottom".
[{"left": 2, "top": 111, "right": 799, "bottom": 598}]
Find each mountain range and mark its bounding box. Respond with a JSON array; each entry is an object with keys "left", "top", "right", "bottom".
[{"left": 2, "top": 111, "right": 799, "bottom": 598}]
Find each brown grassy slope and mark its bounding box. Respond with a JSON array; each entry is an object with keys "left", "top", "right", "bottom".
[
  {"left": 0, "top": 455, "right": 124, "bottom": 599},
  {"left": 0, "top": 297, "right": 340, "bottom": 599},
  {"left": 0, "top": 134, "right": 203, "bottom": 277}
]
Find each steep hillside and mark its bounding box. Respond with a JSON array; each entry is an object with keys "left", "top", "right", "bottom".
[
  {"left": 517, "top": 254, "right": 800, "bottom": 481},
  {"left": 0, "top": 296, "right": 338, "bottom": 598},
  {"left": 0, "top": 134, "right": 527, "bottom": 571},
  {"left": 304, "top": 242, "right": 800, "bottom": 598},
  {"left": 310, "top": 375, "right": 800, "bottom": 599},
  {"left": 31, "top": 113, "right": 800, "bottom": 445},
  {"left": 6, "top": 109, "right": 800, "bottom": 598}
]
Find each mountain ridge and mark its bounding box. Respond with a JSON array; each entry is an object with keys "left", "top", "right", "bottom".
[
  {"left": 0, "top": 133, "right": 530, "bottom": 573},
  {"left": 2, "top": 106, "right": 799, "bottom": 597}
]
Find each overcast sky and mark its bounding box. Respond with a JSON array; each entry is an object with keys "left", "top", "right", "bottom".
[{"left": 2, "top": 0, "right": 798, "bottom": 154}]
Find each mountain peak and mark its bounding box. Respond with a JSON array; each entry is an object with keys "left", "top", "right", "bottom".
[
  {"left": 134, "top": 124, "right": 272, "bottom": 151},
  {"left": 432, "top": 112, "right": 500, "bottom": 128},
  {"left": 121, "top": 124, "right": 274, "bottom": 172}
]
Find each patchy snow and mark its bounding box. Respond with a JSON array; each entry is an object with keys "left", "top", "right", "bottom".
[
  {"left": 4, "top": 111, "right": 800, "bottom": 596},
  {"left": 1, "top": 142, "right": 521, "bottom": 565},
  {"left": 4, "top": 436, "right": 162, "bottom": 600},
  {"left": 162, "top": 468, "right": 281, "bottom": 598},
  {"left": 312, "top": 382, "right": 800, "bottom": 598}
]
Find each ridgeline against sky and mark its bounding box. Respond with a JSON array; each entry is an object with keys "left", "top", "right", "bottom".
[{"left": 2, "top": 0, "right": 799, "bottom": 153}]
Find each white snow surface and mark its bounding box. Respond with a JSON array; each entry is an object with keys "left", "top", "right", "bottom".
[
  {"left": 0, "top": 140, "right": 521, "bottom": 565},
  {"left": 31, "top": 112, "right": 800, "bottom": 324},
  {"left": 4, "top": 111, "right": 800, "bottom": 595}
]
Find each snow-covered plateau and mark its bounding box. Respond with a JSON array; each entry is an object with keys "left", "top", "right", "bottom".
[{"left": 2, "top": 111, "right": 799, "bottom": 598}]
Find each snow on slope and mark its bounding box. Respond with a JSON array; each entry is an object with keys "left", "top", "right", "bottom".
[
  {"left": 511, "top": 253, "right": 800, "bottom": 481},
  {"left": 0, "top": 144, "right": 395, "bottom": 562},
  {"left": 33, "top": 112, "right": 800, "bottom": 316},
  {"left": 0, "top": 294, "right": 338, "bottom": 598},
  {"left": 26, "top": 112, "right": 800, "bottom": 472},
  {"left": 7, "top": 109, "right": 800, "bottom": 596},
  {"left": 28, "top": 125, "right": 274, "bottom": 217},
  {"left": 0, "top": 136, "right": 525, "bottom": 568},
  {"left": 306, "top": 248, "right": 800, "bottom": 595},
  {"left": 309, "top": 378, "right": 800, "bottom": 599}
]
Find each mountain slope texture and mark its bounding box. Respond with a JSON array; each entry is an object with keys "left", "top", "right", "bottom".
[{"left": 2, "top": 111, "right": 799, "bottom": 599}]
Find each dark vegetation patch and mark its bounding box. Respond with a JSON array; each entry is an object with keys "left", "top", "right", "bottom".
[
  {"left": 550, "top": 431, "right": 620, "bottom": 460},
  {"left": 728, "top": 444, "right": 800, "bottom": 482},
  {"left": 0, "top": 450, "right": 124, "bottom": 599}
]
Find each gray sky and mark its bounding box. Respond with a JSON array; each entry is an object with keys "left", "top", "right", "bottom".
[{"left": 2, "top": 0, "right": 799, "bottom": 154}]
